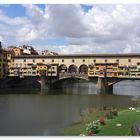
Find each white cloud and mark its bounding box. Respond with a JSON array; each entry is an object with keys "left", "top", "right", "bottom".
[
  {"left": 122, "top": 45, "right": 132, "bottom": 53},
  {"left": 47, "top": 5, "right": 89, "bottom": 38},
  {"left": 1, "top": 4, "right": 140, "bottom": 54}
]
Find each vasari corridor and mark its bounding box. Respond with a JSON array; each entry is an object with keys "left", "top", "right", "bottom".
[{"left": 0, "top": 4, "right": 140, "bottom": 137}]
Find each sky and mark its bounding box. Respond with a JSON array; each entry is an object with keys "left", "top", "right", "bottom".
[{"left": 0, "top": 4, "right": 140, "bottom": 54}]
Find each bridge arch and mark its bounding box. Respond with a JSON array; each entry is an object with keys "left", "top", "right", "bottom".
[
  {"left": 68, "top": 64, "right": 78, "bottom": 73},
  {"left": 79, "top": 64, "right": 88, "bottom": 74},
  {"left": 58, "top": 64, "right": 67, "bottom": 73}
]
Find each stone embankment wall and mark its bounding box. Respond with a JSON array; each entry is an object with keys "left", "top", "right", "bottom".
[{"left": 0, "top": 77, "right": 40, "bottom": 89}]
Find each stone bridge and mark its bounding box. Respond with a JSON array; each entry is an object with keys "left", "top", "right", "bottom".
[
  {"left": 41, "top": 74, "right": 140, "bottom": 94},
  {"left": 1, "top": 74, "right": 140, "bottom": 94}
]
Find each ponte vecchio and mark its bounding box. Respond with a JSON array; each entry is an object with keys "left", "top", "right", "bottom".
[{"left": 7, "top": 53, "right": 140, "bottom": 94}]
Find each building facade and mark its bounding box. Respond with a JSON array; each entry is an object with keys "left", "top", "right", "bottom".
[
  {"left": 8, "top": 54, "right": 140, "bottom": 77},
  {"left": 0, "top": 50, "right": 9, "bottom": 78}
]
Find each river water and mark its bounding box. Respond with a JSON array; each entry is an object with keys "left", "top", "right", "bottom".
[{"left": 0, "top": 80, "right": 140, "bottom": 136}]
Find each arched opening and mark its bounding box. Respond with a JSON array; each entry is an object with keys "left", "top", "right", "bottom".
[
  {"left": 58, "top": 64, "right": 67, "bottom": 73},
  {"left": 79, "top": 64, "right": 88, "bottom": 74},
  {"left": 68, "top": 64, "right": 78, "bottom": 73}
]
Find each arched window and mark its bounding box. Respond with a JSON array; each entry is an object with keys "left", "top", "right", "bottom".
[
  {"left": 58, "top": 64, "right": 67, "bottom": 73},
  {"left": 79, "top": 64, "right": 88, "bottom": 74},
  {"left": 69, "top": 64, "right": 77, "bottom": 73}
]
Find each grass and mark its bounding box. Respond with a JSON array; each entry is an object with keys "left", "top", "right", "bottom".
[
  {"left": 64, "top": 107, "right": 140, "bottom": 136},
  {"left": 96, "top": 109, "right": 140, "bottom": 136}
]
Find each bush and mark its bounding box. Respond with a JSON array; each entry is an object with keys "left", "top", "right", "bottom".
[
  {"left": 86, "top": 131, "right": 94, "bottom": 136},
  {"left": 112, "top": 110, "right": 118, "bottom": 116},
  {"left": 106, "top": 112, "right": 114, "bottom": 119},
  {"left": 99, "top": 116, "right": 105, "bottom": 125},
  {"left": 86, "top": 120, "right": 100, "bottom": 134},
  {"left": 106, "top": 110, "right": 118, "bottom": 119}
]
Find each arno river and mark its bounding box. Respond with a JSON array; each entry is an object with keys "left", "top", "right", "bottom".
[{"left": 0, "top": 80, "right": 140, "bottom": 136}]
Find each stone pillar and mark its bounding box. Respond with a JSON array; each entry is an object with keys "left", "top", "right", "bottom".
[
  {"left": 97, "top": 77, "right": 108, "bottom": 94},
  {"left": 41, "top": 76, "right": 47, "bottom": 90}
]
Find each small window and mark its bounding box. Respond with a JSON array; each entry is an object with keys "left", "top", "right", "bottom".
[
  {"left": 13, "top": 59, "right": 15, "bottom": 62},
  {"left": 24, "top": 59, "right": 26, "bottom": 62},
  {"left": 128, "top": 59, "right": 131, "bottom": 62},
  {"left": 52, "top": 67, "right": 55, "bottom": 70},
  {"left": 83, "top": 59, "right": 85, "bottom": 62},
  {"left": 93, "top": 59, "right": 96, "bottom": 63},
  {"left": 72, "top": 59, "right": 75, "bottom": 63},
  {"left": 105, "top": 59, "right": 107, "bottom": 63},
  {"left": 52, "top": 59, "right": 54, "bottom": 63},
  {"left": 116, "top": 59, "right": 119, "bottom": 63},
  {"left": 33, "top": 59, "right": 35, "bottom": 63},
  {"left": 62, "top": 59, "right": 64, "bottom": 62},
  {"left": 42, "top": 59, "right": 45, "bottom": 62}
]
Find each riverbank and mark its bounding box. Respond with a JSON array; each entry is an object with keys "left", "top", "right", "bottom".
[{"left": 64, "top": 99, "right": 140, "bottom": 136}]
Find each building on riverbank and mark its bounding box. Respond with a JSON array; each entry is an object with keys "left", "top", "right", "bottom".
[{"left": 0, "top": 42, "right": 9, "bottom": 78}]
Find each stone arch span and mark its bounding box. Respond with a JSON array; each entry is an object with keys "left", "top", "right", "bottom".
[{"left": 51, "top": 77, "right": 89, "bottom": 89}]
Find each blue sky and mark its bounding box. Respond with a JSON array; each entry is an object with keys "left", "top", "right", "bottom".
[
  {"left": 0, "top": 4, "right": 92, "bottom": 48},
  {"left": 0, "top": 4, "right": 140, "bottom": 54}
]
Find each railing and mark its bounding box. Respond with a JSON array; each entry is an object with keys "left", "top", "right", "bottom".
[{"left": 59, "top": 73, "right": 89, "bottom": 80}]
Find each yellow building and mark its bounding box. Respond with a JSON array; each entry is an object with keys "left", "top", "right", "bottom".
[
  {"left": 88, "top": 63, "right": 118, "bottom": 77},
  {"left": 12, "top": 47, "right": 23, "bottom": 56},
  {"left": 36, "top": 63, "right": 49, "bottom": 76}
]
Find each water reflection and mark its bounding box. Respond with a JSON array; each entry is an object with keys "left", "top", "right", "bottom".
[{"left": 0, "top": 80, "right": 140, "bottom": 135}]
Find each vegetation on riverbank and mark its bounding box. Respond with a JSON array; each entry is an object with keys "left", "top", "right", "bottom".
[{"left": 64, "top": 100, "right": 140, "bottom": 136}]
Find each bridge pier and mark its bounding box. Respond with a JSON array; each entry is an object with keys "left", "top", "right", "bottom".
[
  {"left": 97, "top": 77, "right": 113, "bottom": 94},
  {"left": 41, "top": 76, "right": 48, "bottom": 90}
]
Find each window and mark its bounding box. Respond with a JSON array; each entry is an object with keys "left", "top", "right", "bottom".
[
  {"left": 52, "top": 59, "right": 54, "bottom": 63},
  {"left": 13, "top": 59, "right": 14, "bottom": 62},
  {"left": 93, "top": 59, "right": 96, "bottom": 63},
  {"left": 105, "top": 59, "right": 108, "bottom": 63},
  {"left": 128, "top": 59, "right": 131, "bottom": 63},
  {"left": 62, "top": 59, "right": 64, "bottom": 62},
  {"left": 72, "top": 59, "right": 75, "bottom": 63},
  {"left": 52, "top": 67, "right": 55, "bottom": 70},
  {"left": 33, "top": 59, "right": 35, "bottom": 63},
  {"left": 83, "top": 59, "right": 85, "bottom": 62},
  {"left": 24, "top": 59, "right": 26, "bottom": 62},
  {"left": 42, "top": 59, "right": 45, "bottom": 62},
  {"left": 116, "top": 59, "right": 119, "bottom": 63}
]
